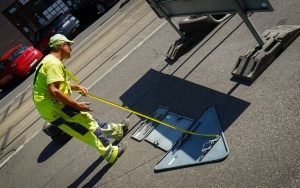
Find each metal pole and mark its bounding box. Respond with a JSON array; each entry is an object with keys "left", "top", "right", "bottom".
[
  {"left": 232, "top": 0, "right": 265, "bottom": 47},
  {"left": 147, "top": 0, "right": 185, "bottom": 38}
]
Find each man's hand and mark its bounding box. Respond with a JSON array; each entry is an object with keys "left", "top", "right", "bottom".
[
  {"left": 77, "top": 85, "right": 88, "bottom": 96},
  {"left": 77, "top": 102, "right": 93, "bottom": 112},
  {"left": 71, "top": 83, "right": 88, "bottom": 96},
  {"left": 49, "top": 82, "right": 92, "bottom": 112}
]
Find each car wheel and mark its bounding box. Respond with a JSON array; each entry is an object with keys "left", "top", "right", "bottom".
[
  {"left": 42, "top": 46, "right": 50, "bottom": 55},
  {"left": 12, "top": 74, "right": 22, "bottom": 83},
  {"left": 96, "top": 3, "right": 106, "bottom": 13}
]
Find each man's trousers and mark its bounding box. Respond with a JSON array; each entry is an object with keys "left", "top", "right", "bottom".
[{"left": 36, "top": 100, "right": 125, "bottom": 163}]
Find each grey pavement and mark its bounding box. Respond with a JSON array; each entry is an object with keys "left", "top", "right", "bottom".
[{"left": 0, "top": 0, "right": 299, "bottom": 187}]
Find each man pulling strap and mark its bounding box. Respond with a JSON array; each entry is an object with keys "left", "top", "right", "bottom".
[{"left": 32, "top": 34, "right": 128, "bottom": 164}]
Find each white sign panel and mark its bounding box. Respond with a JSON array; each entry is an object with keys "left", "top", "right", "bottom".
[{"left": 147, "top": 0, "right": 273, "bottom": 18}]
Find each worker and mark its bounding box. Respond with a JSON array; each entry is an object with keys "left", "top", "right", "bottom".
[{"left": 32, "top": 34, "right": 128, "bottom": 164}]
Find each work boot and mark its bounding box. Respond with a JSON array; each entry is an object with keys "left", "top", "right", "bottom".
[
  {"left": 116, "top": 118, "right": 130, "bottom": 141},
  {"left": 117, "top": 141, "right": 128, "bottom": 158},
  {"left": 121, "top": 118, "right": 130, "bottom": 134}
]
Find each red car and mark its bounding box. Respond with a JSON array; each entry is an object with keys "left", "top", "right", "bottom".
[{"left": 0, "top": 44, "right": 43, "bottom": 88}]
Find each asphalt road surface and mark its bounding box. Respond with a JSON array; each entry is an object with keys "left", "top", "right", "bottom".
[{"left": 0, "top": 0, "right": 299, "bottom": 187}]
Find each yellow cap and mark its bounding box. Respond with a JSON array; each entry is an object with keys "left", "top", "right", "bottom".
[{"left": 49, "top": 34, "right": 75, "bottom": 47}]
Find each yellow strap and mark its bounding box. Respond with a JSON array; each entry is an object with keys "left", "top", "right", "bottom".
[
  {"left": 82, "top": 92, "right": 218, "bottom": 137},
  {"left": 65, "top": 69, "right": 79, "bottom": 83}
]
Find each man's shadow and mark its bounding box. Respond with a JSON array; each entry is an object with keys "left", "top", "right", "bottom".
[
  {"left": 38, "top": 139, "right": 113, "bottom": 187},
  {"left": 37, "top": 140, "right": 70, "bottom": 163},
  {"left": 68, "top": 157, "right": 112, "bottom": 188},
  {"left": 37, "top": 135, "right": 120, "bottom": 187},
  {"left": 68, "top": 139, "right": 121, "bottom": 188}
]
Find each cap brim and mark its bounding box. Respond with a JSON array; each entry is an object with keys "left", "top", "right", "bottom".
[
  {"left": 67, "top": 40, "right": 75, "bottom": 45},
  {"left": 49, "top": 40, "right": 75, "bottom": 47}
]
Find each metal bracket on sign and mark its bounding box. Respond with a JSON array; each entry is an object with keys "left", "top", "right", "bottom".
[
  {"left": 154, "top": 106, "right": 229, "bottom": 172},
  {"left": 145, "top": 112, "right": 194, "bottom": 151},
  {"left": 198, "top": 135, "right": 221, "bottom": 161},
  {"left": 131, "top": 105, "right": 169, "bottom": 141}
]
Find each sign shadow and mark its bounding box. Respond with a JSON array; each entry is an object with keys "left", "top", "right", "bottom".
[{"left": 120, "top": 69, "right": 250, "bottom": 133}]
